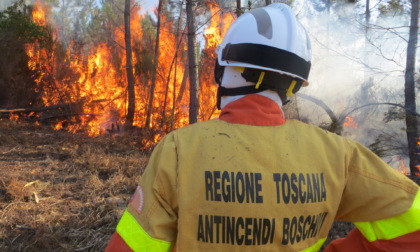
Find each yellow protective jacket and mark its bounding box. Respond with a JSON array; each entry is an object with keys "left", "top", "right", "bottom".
[{"left": 106, "top": 94, "right": 420, "bottom": 252}]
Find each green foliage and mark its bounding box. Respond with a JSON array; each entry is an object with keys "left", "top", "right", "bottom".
[
  {"left": 379, "top": 0, "right": 406, "bottom": 14},
  {"left": 85, "top": 0, "right": 126, "bottom": 46},
  {"left": 0, "top": 0, "right": 52, "bottom": 108},
  {"left": 369, "top": 106, "right": 408, "bottom": 158},
  {"left": 247, "top": 1, "right": 252, "bottom": 10},
  {"left": 100, "top": 0, "right": 125, "bottom": 29},
  {"left": 384, "top": 106, "right": 405, "bottom": 123},
  {"left": 0, "top": 0, "right": 51, "bottom": 45},
  {"left": 368, "top": 131, "right": 408, "bottom": 159},
  {"left": 368, "top": 137, "right": 388, "bottom": 157},
  {"left": 131, "top": 14, "right": 156, "bottom": 84}
]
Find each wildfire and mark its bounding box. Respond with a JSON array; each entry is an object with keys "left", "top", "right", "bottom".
[
  {"left": 416, "top": 137, "right": 420, "bottom": 176},
  {"left": 25, "top": 1, "right": 49, "bottom": 90},
  {"left": 200, "top": 1, "right": 235, "bottom": 121},
  {"left": 395, "top": 156, "right": 409, "bottom": 175},
  {"left": 415, "top": 165, "right": 420, "bottom": 176},
  {"left": 203, "top": 3, "right": 233, "bottom": 49},
  {"left": 343, "top": 116, "right": 358, "bottom": 128},
  {"left": 22, "top": 0, "right": 235, "bottom": 144},
  {"left": 9, "top": 113, "right": 19, "bottom": 121},
  {"left": 32, "top": 1, "right": 46, "bottom": 26}
]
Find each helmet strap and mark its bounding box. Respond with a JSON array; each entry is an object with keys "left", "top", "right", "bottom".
[
  {"left": 286, "top": 80, "right": 298, "bottom": 97},
  {"left": 214, "top": 58, "right": 225, "bottom": 85},
  {"left": 215, "top": 59, "right": 303, "bottom": 109},
  {"left": 240, "top": 68, "right": 302, "bottom": 103}
]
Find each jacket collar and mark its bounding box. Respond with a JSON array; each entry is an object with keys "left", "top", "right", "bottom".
[{"left": 219, "top": 94, "right": 286, "bottom": 126}]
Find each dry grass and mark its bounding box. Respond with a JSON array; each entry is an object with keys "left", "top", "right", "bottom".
[{"left": 0, "top": 119, "right": 148, "bottom": 251}]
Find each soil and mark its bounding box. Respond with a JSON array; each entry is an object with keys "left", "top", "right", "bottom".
[{"left": 1, "top": 119, "right": 419, "bottom": 251}]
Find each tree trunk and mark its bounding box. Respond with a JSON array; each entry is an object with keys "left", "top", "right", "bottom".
[
  {"left": 176, "top": 68, "right": 189, "bottom": 105},
  {"left": 365, "top": 0, "right": 370, "bottom": 21},
  {"left": 186, "top": 0, "right": 199, "bottom": 124},
  {"left": 145, "top": 0, "right": 163, "bottom": 128},
  {"left": 169, "top": 53, "right": 178, "bottom": 132},
  {"left": 160, "top": 49, "right": 178, "bottom": 128},
  {"left": 160, "top": 6, "right": 186, "bottom": 129},
  {"left": 124, "top": 0, "right": 135, "bottom": 128},
  {"left": 170, "top": 7, "right": 184, "bottom": 132},
  {"left": 265, "top": 0, "right": 272, "bottom": 6},
  {"left": 236, "top": 0, "right": 241, "bottom": 17},
  {"left": 405, "top": 0, "right": 419, "bottom": 176}
]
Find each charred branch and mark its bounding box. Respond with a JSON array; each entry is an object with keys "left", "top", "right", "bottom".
[
  {"left": 0, "top": 101, "right": 85, "bottom": 114},
  {"left": 297, "top": 94, "right": 420, "bottom": 136},
  {"left": 297, "top": 93, "right": 342, "bottom": 134},
  {"left": 342, "top": 102, "right": 420, "bottom": 119},
  {"left": 0, "top": 99, "right": 107, "bottom": 126}
]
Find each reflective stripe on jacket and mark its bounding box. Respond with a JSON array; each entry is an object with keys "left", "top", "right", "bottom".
[
  {"left": 106, "top": 94, "right": 420, "bottom": 251},
  {"left": 324, "top": 190, "right": 420, "bottom": 252}
]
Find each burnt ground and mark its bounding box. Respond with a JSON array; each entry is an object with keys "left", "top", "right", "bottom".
[{"left": 0, "top": 119, "right": 419, "bottom": 251}]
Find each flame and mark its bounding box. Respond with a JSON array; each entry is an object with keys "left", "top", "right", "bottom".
[
  {"left": 343, "top": 116, "right": 358, "bottom": 128},
  {"left": 32, "top": 1, "right": 46, "bottom": 26},
  {"left": 21, "top": 1, "right": 235, "bottom": 146},
  {"left": 415, "top": 165, "right": 420, "bottom": 176},
  {"left": 153, "top": 13, "right": 188, "bottom": 130},
  {"left": 25, "top": 1, "right": 49, "bottom": 90},
  {"left": 9, "top": 113, "right": 19, "bottom": 121},
  {"left": 395, "top": 156, "right": 409, "bottom": 175},
  {"left": 200, "top": 1, "right": 235, "bottom": 121},
  {"left": 415, "top": 137, "right": 420, "bottom": 176}
]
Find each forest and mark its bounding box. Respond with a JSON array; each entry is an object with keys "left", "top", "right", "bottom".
[{"left": 0, "top": 0, "right": 419, "bottom": 251}]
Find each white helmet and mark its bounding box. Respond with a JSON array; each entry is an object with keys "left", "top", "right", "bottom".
[{"left": 214, "top": 3, "right": 311, "bottom": 108}]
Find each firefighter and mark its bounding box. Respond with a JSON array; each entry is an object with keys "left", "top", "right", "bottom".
[{"left": 106, "top": 3, "right": 420, "bottom": 251}]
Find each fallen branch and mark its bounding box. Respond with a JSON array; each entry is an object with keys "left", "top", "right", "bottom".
[
  {"left": 0, "top": 101, "right": 83, "bottom": 114},
  {"left": 0, "top": 99, "right": 108, "bottom": 115},
  {"left": 35, "top": 113, "right": 97, "bottom": 122}
]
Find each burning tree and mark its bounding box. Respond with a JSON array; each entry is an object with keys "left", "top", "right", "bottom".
[
  {"left": 186, "top": 0, "right": 199, "bottom": 124},
  {"left": 404, "top": 0, "right": 419, "bottom": 176},
  {"left": 123, "top": 0, "right": 136, "bottom": 129},
  {"left": 199, "top": 1, "right": 235, "bottom": 121},
  {"left": 2, "top": 0, "right": 235, "bottom": 147},
  {"left": 0, "top": 0, "right": 51, "bottom": 109}
]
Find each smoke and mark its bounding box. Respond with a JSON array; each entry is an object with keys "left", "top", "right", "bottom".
[
  {"left": 291, "top": 0, "right": 413, "bottom": 148},
  {"left": 0, "top": 0, "right": 19, "bottom": 10},
  {"left": 284, "top": 0, "right": 419, "bottom": 171}
]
